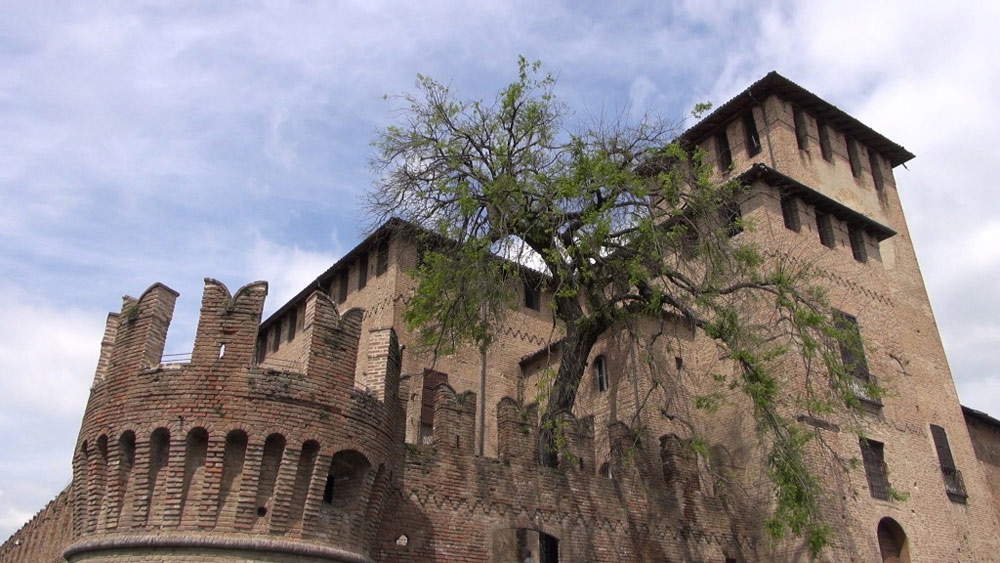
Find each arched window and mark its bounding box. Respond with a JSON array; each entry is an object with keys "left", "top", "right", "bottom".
[
  {"left": 594, "top": 355, "right": 608, "bottom": 392},
  {"left": 323, "top": 450, "right": 372, "bottom": 507},
  {"left": 492, "top": 528, "right": 559, "bottom": 563},
  {"left": 876, "top": 517, "right": 910, "bottom": 563}
]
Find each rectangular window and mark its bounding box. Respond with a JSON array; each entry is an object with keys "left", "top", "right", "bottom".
[
  {"left": 869, "top": 150, "right": 885, "bottom": 193},
  {"left": 793, "top": 106, "right": 808, "bottom": 150},
  {"left": 376, "top": 240, "right": 389, "bottom": 275},
  {"left": 743, "top": 111, "right": 762, "bottom": 156},
  {"left": 287, "top": 308, "right": 297, "bottom": 341},
  {"left": 860, "top": 438, "right": 890, "bottom": 500},
  {"left": 256, "top": 335, "right": 267, "bottom": 363},
  {"left": 930, "top": 424, "right": 967, "bottom": 503},
  {"left": 817, "top": 121, "right": 833, "bottom": 161},
  {"left": 296, "top": 302, "right": 305, "bottom": 331},
  {"left": 420, "top": 370, "right": 448, "bottom": 444},
  {"left": 337, "top": 269, "right": 349, "bottom": 303},
  {"left": 848, "top": 225, "right": 868, "bottom": 263},
  {"left": 523, "top": 280, "right": 540, "bottom": 311},
  {"left": 721, "top": 201, "right": 742, "bottom": 237},
  {"left": 816, "top": 212, "right": 836, "bottom": 248},
  {"left": 595, "top": 356, "right": 608, "bottom": 392},
  {"left": 780, "top": 195, "right": 801, "bottom": 232},
  {"left": 270, "top": 323, "right": 281, "bottom": 353},
  {"left": 715, "top": 130, "right": 732, "bottom": 171},
  {"left": 847, "top": 137, "right": 862, "bottom": 178},
  {"left": 357, "top": 253, "right": 368, "bottom": 289},
  {"left": 833, "top": 310, "right": 877, "bottom": 405}
]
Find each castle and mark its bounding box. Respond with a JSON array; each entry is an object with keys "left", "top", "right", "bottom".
[{"left": 2, "top": 72, "right": 999, "bottom": 562}]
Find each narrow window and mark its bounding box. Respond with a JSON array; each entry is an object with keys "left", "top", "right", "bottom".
[
  {"left": 849, "top": 225, "right": 868, "bottom": 263},
  {"left": 833, "top": 311, "right": 876, "bottom": 404},
  {"left": 296, "top": 302, "right": 305, "bottom": 331},
  {"left": 287, "top": 308, "right": 297, "bottom": 341},
  {"left": 715, "top": 130, "right": 732, "bottom": 171},
  {"left": 524, "top": 280, "right": 540, "bottom": 311},
  {"left": 721, "top": 201, "right": 742, "bottom": 237},
  {"left": 376, "top": 240, "right": 389, "bottom": 275},
  {"left": 869, "top": 150, "right": 885, "bottom": 193},
  {"left": 674, "top": 356, "right": 683, "bottom": 371},
  {"left": 860, "top": 438, "right": 890, "bottom": 500},
  {"left": 256, "top": 335, "right": 267, "bottom": 363},
  {"left": 817, "top": 120, "right": 833, "bottom": 161},
  {"left": 742, "top": 111, "right": 762, "bottom": 156},
  {"left": 595, "top": 355, "right": 608, "bottom": 392},
  {"left": 357, "top": 253, "right": 368, "bottom": 289},
  {"left": 539, "top": 533, "right": 559, "bottom": 563},
  {"left": 793, "top": 106, "right": 808, "bottom": 150},
  {"left": 847, "top": 137, "right": 862, "bottom": 178},
  {"left": 816, "top": 212, "right": 836, "bottom": 248},
  {"left": 930, "top": 424, "right": 967, "bottom": 502},
  {"left": 270, "top": 323, "right": 280, "bottom": 352},
  {"left": 337, "top": 269, "right": 349, "bottom": 303},
  {"left": 781, "top": 195, "right": 801, "bottom": 232},
  {"left": 420, "top": 370, "right": 448, "bottom": 444}
]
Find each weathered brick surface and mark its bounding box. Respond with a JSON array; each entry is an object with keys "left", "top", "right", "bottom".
[{"left": 3, "top": 74, "right": 1000, "bottom": 562}]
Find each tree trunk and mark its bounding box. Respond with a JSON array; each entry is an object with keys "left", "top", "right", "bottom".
[{"left": 538, "top": 325, "right": 601, "bottom": 467}]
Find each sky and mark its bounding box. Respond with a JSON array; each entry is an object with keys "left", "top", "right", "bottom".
[{"left": 2, "top": 0, "right": 998, "bottom": 540}]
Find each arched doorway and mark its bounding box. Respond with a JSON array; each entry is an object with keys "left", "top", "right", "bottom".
[{"left": 877, "top": 517, "right": 910, "bottom": 563}]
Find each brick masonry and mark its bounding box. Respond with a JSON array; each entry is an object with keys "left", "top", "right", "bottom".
[{"left": 2, "top": 72, "right": 999, "bottom": 562}]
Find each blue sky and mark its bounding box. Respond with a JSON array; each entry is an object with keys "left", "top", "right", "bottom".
[{"left": 2, "top": 1, "right": 999, "bottom": 539}]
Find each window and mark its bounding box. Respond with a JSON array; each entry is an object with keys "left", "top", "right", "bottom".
[
  {"left": 337, "top": 269, "right": 349, "bottom": 303},
  {"left": 720, "top": 201, "right": 742, "bottom": 237},
  {"left": 869, "top": 150, "right": 885, "bottom": 193},
  {"left": 287, "top": 308, "right": 297, "bottom": 341},
  {"left": 816, "top": 212, "right": 836, "bottom": 248},
  {"left": 375, "top": 240, "right": 389, "bottom": 275},
  {"left": 817, "top": 120, "right": 833, "bottom": 161},
  {"left": 846, "top": 137, "right": 862, "bottom": 178},
  {"left": 930, "top": 424, "right": 967, "bottom": 503},
  {"left": 256, "top": 335, "right": 267, "bottom": 363},
  {"left": 524, "top": 280, "right": 540, "bottom": 311},
  {"left": 420, "top": 370, "right": 448, "bottom": 444},
  {"left": 848, "top": 225, "right": 868, "bottom": 263},
  {"left": 833, "top": 311, "right": 876, "bottom": 403},
  {"left": 742, "top": 111, "right": 762, "bottom": 156},
  {"left": 780, "top": 195, "right": 801, "bottom": 232},
  {"left": 715, "top": 130, "right": 732, "bottom": 171},
  {"left": 860, "top": 438, "right": 890, "bottom": 500},
  {"left": 270, "top": 323, "right": 281, "bottom": 352},
  {"left": 594, "top": 355, "right": 608, "bottom": 392},
  {"left": 793, "top": 106, "right": 808, "bottom": 150},
  {"left": 357, "top": 253, "right": 368, "bottom": 289}
]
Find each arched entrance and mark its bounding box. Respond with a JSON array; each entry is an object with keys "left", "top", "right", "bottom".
[{"left": 877, "top": 517, "right": 910, "bottom": 563}]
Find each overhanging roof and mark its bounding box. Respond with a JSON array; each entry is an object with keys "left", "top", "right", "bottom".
[
  {"left": 740, "top": 163, "right": 897, "bottom": 241},
  {"left": 679, "top": 71, "right": 915, "bottom": 167}
]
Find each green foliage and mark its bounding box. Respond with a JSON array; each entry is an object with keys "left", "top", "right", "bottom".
[{"left": 370, "top": 58, "right": 892, "bottom": 557}]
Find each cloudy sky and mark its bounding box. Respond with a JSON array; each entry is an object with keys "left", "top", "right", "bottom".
[{"left": 2, "top": 0, "right": 998, "bottom": 539}]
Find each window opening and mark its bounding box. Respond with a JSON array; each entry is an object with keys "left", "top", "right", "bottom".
[
  {"left": 358, "top": 253, "right": 368, "bottom": 289},
  {"left": 524, "top": 280, "right": 540, "bottom": 311},
  {"left": 793, "top": 106, "right": 808, "bottom": 150},
  {"left": 781, "top": 195, "right": 801, "bottom": 232},
  {"left": 860, "top": 438, "right": 890, "bottom": 500},
  {"left": 715, "top": 130, "right": 732, "bottom": 171},
  {"left": 816, "top": 212, "right": 836, "bottom": 248},
  {"left": 870, "top": 150, "right": 885, "bottom": 193},
  {"left": 848, "top": 225, "right": 868, "bottom": 263},
  {"left": 930, "top": 424, "right": 967, "bottom": 502},
  {"left": 287, "top": 307, "right": 297, "bottom": 341},
  {"left": 721, "top": 201, "right": 742, "bottom": 237},
  {"left": 742, "top": 111, "right": 762, "bottom": 156},
  {"left": 595, "top": 355, "right": 608, "bottom": 392},
  {"left": 817, "top": 120, "right": 833, "bottom": 161},
  {"left": 337, "top": 269, "right": 349, "bottom": 303},
  {"left": 847, "top": 137, "right": 862, "bottom": 178},
  {"left": 376, "top": 240, "right": 389, "bottom": 275},
  {"left": 420, "top": 370, "right": 448, "bottom": 444}
]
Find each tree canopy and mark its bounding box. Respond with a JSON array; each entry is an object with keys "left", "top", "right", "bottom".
[{"left": 368, "top": 57, "right": 887, "bottom": 555}]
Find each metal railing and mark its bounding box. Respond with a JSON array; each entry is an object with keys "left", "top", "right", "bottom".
[
  {"left": 160, "top": 352, "right": 192, "bottom": 365},
  {"left": 942, "top": 467, "right": 967, "bottom": 503}
]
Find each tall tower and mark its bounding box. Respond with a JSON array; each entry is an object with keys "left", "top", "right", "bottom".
[{"left": 63, "top": 278, "right": 405, "bottom": 562}]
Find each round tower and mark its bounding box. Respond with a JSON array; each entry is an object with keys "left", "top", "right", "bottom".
[{"left": 64, "top": 279, "right": 405, "bottom": 562}]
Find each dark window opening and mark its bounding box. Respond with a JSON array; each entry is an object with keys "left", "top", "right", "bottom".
[
  {"left": 869, "top": 150, "right": 885, "bottom": 193},
  {"left": 287, "top": 308, "right": 297, "bottom": 341},
  {"left": 847, "top": 137, "right": 862, "bottom": 178},
  {"left": 323, "top": 473, "right": 335, "bottom": 504},
  {"left": 721, "top": 201, "right": 743, "bottom": 237},
  {"left": 817, "top": 121, "right": 833, "bottom": 161},
  {"left": 715, "top": 131, "right": 732, "bottom": 171},
  {"left": 833, "top": 311, "right": 874, "bottom": 402},
  {"left": 540, "top": 533, "right": 559, "bottom": 563},
  {"left": 323, "top": 450, "right": 371, "bottom": 507},
  {"left": 877, "top": 517, "right": 910, "bottom": 563},
  {"left": 793, "top": 106, "right": 808, "bottom": 150},
  {"left": 781, "top": 195, "right": 801, "bottom": 232},
  {"left": 524, "top": 280, "right": 540, "bottom": 311},
  {"left": 376, "top": 240, "right": 389, "bottom": 275},
  {"left": 420, "top": 370, "right": 448, "bottom": 444},
  {"left": 848, "top": 225, "right": 868, "bottom": 263},
  {"left": 860, "top": 438, "right": 890, "bottom": 500},
  {"left": 674, "top": 356, "right": 683, "bottom": 371},
  {"left": 595, "top": 355, "right": 608, "bottom": 392},
  {"left": 816, "top": 212, "right": 836, "bottom": 248},
  {"left": 742, "top": 111, "right": 762, "bottom": 156},
  {"left": 358, "top": 253, "right": 368, "bottom": 289},
  {"left": 337, "top": 269, "right": 349, "bottom": 303},
  {"left": 256, "top": 335, "right": 267, "bottom": 363},
  {"left": 930, "top": 424, "right": 967, "bottom": 503},
  {"left": 270, "top": 323, "right": 281, "bottom": 353}
]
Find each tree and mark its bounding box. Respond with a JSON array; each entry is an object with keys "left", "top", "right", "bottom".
[{"left": 368, "top": 58, "right": 885, "bottom": 555}]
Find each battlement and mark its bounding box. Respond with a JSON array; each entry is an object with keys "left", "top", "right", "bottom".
[{"left": 65, "top": 277, "right": 408, "bottom": 562}]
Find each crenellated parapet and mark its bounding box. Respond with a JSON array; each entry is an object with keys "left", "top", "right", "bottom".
[{"left": 64, "top": 278, "right": 407, "bottom": 563}]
